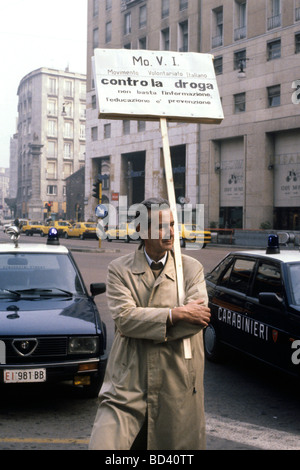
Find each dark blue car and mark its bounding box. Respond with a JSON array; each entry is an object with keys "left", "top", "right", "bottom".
[
  {"left": 0, "top": 229, "right": 107, "bottom": 397},
  {"left": 204, "top": 236, "right": 300, "bottom": 377}
]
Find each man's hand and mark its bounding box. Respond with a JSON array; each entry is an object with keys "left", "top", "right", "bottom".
[{"left": 171, "top": 299, "right": 211, "bottom": 327}]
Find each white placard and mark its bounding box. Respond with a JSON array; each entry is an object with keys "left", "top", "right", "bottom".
[{"left": 93, "top": 49, "right": 224, "bottom": 124}]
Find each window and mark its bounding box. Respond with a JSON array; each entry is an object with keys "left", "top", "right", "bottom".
[
  {"left": 92, "top": 95, "right": 97, "bottom": 109},
  {"left": 91, "top": 126, "right": 98, "bottom": 141},
  {"left": 106, "top": 0, "right": 112, "bottom": 10},
  {"left": 139, "top": 37, "right": 147, "bottom": 49},
  {"left": 212, "top": 7, "right": 223, "bottom": 48},
  {"left": 64, "top": 142, "right": 73, "bottom": 159},
  {"left": 206, "top": 256, "right": 234, "bottom": 283},
  {"left": 80, "top": 144, "right": 85, "bottom": 160},
  {"left": 268, "top": 85, "right": 280, "bottom": 107},
  {"left": 124, "top": 13, "right": 131, "bottom": 35},
  {"left": 93, "top": 0, "right": 99, "bottom": 16},
  {"left": 49, "top": 78, "right": 57, "bottom": 95},
  {"left": 64, "top": 80, "right": 73, "bottom": 97},
  {"left": 179, "top": 0, "right": 188, "bottom": 11},
  {"left": 288, "top": 263, "right": 300, "bottom": 306},
  {"left": 268, "top": 0, "right": 281, "bottom": 29},
  {"left": 214, "top": 56, "right": 223, "bottom": 75},
  {"left": 104, "top": 123, "right": 111, "bottom": 138},
  {"left": 47, "top": 161, "right": 57, "bottom": 179},
  {"left": 219, "top": 258, "right": 256, "bottom": 294},
  {"left": 63, "top": 162, "right": 73, "bottom": 179},
  {"left": 295, "top": 33, "right": 300, "bottom": 53},
  {"left": 64, "top": 121, "right": 73, "bottom": 139},
  {"left": 105, "top": 21, "right": 112, "bottom": 43},
  {"left": 80, "top": 82, "right": 86, "bottom": 99},
  {"left": 234, "top": 93, "right": 246, "bottom": 113},
  {"left": 179, "top": 20, "right": 188, "bottom": 52},
  {"left": 47, "top": 185, "right": 57, "bottom": 196},
  {"left": 234, "top": 49, "right": 247, "bottom": 70},
  {"left": 93, "top": 28, "right": 99, "bottom": 49},
  {"left": 48, "top": 120, "right": 57, "bottom": 137},
  {"left": 161, "top": 28, "right": 170, "bottom": 50},
  {"left": 267, "top": 39, "right": 281, "bottom": 60},
  {"left": 139, "top": 5, "right": 147, "bottom": 28},
  {"left": 138, "top": 121, "right": 146, "bottom": 132},
  {"left": 48, "top": 99, "right": 57, "bottom": 116},
  {"left": 123, "top": 120, "right": 130, "bottom": 134},
  {"left": 47, "top": 141, "right": 57, "bottom": 158},
  {"left": 162, "top": 0, "right": 169, "bottom": 18},
  {"left": 80, "top": 104, "right": 86, "bottom": 119},
  {"left": 234, "top": 1, "right": 247, "bottom": 40},
  {"left": 80, "top": 124, "right": 86, "bottom": 140},
  {"left": 251, "top": 262, "right": 282, "bottom": 298}
]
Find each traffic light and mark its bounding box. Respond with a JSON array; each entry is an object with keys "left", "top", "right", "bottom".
[
  {"left": 92, "top": 181, "right": 100, "bottom": 199},
  {"left": 45, "top": 202, "right": 52, "bottom": 214}
]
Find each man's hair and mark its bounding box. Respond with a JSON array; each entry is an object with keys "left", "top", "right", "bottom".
[
  {"left": 137, "top": 197, "right": 171, "bottom": 245},
  {"left": 140, "top": 197, "right": 170, "bottom": 210}
]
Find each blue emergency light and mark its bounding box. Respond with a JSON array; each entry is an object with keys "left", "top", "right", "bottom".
[
  {"left": 47, "top": 227, "right": 60, "bottom": 245},
  {"left": 266, "top": 234, "right": 280, "bottom": 254}
]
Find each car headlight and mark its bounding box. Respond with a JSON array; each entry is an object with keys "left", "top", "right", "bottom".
[{"left": 68, "top": 337, "right": 99, "bottom": 354}]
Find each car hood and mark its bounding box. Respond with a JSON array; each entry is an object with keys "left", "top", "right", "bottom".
[{"left": 0, "top": 297, "right": 98, "bottom": 336}]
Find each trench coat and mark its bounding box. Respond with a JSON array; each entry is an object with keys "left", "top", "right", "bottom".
[{"left": 89, "top": 246, "right": 208, "bottom": 450}]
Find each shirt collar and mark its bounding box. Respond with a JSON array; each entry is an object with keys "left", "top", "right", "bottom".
[{"left": 144, "top": 248, "right": 168, "bottom": 267}]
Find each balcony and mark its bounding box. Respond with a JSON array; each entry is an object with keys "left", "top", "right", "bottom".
[
  {"left": 212, "top": 35, "right": 223, "bottom": 48},
  {"left": 234, "top": 26, "right": 246, "bottom": 41},
  {"left": 121, "top": 0, "right": 145, "bottom": 11},
  {"left": 267, "top": 14, "right": 281, "bottom": 30}
]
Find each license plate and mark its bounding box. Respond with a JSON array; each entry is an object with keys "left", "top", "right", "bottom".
[{"left": 4, "top": 369, "right": 46, "bottom": 383}]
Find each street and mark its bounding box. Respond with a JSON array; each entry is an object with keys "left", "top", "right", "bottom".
[{"left": 0, "top": 233, "right": 300, "bottom": 450}]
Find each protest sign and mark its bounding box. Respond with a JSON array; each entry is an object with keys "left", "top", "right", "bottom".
[
  {"left": 93, "top": 49, "right": 224, "bottom": 358},
  {"left": 93, "top": 48, "right": 224, "bottom": 124}
]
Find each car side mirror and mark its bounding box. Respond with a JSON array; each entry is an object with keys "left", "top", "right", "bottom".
[
  {"left": 90, "top": 282, "right": 106, "bottom": 297},
  {"left": 258, "top": 292, "right": 284, "bottom": 309}
]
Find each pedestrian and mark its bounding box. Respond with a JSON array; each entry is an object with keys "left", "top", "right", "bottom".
[{"left": 89, "top": 197, "right": 211, "bottom": 450}]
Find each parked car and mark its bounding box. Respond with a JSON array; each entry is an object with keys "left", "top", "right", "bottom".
[
  {"left": 64, "top": 222, "right": 97, "bottom": 240},
  {"left": 0, "top": 227, "right": 107, "bottom": 397},
  {"left": 40, "top": 220, "right": 73, "bottom": 238},
  {"left": 178, "top": 224, "right": 211, "bottom": 248},
  {"left": 204, "top": 235, "right": 300, "bottom": 378},
  {"left": 21, "top": 221, "right": 44, "bottom": 236},
  {"left": 105, "top": 223, "right": 139, "bottom": 243}
]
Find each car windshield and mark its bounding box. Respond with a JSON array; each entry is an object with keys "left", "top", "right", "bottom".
[
  {"left": 287, "top": 262, "right": 300, "bottom": 306},
  {"left": 0, "top": 253, "right": 84, "bottom": 297}
]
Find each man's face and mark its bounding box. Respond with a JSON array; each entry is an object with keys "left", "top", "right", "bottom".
[{"left": 144, "top": 209, "right": 175, "bottom": 258}]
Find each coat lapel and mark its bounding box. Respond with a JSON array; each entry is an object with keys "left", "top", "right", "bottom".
[{"left": 131, "top": 247, "right": 176, "bottom": 289}]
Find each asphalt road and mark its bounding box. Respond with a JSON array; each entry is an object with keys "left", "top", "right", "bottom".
[{"left": 0, "top": 233, "right": 300, "bottom": 451}]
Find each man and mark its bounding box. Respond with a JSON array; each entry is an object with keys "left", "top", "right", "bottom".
[{"left": 89, "top": 197, "right": 210, "bottom": 450}]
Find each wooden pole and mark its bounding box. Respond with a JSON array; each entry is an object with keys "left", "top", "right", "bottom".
[
  {"left": 160, "top": 118, "right": 184, "bottom": 301},
  {"left": 160, "top": 118, "right": 191, "bottom": 358}
]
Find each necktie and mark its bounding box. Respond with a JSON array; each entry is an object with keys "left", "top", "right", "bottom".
[{"left": 150, "top": 261, "right": 163, "bottom": 278}]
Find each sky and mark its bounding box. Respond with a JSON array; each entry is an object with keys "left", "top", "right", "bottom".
[{"left": 0, "top": 0, "right": 88, "bottom": 168}]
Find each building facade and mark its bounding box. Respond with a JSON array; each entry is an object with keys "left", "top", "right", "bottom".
[
  {"left": 86, "top": 0, "right": 300, "bottom": 230},
  {"left": 16, "top": 67, "right": 86, "bottom": 221}
]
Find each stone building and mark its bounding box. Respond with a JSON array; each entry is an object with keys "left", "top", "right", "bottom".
[
  {"left": 65, "top": 166, "right": 85, "bottom": 222},
  {"left": 16, "top": 67, "right": 86, "bottom": 221},
  {"left": 85, "top": 0, "right": 300, "bottom": 230}
]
